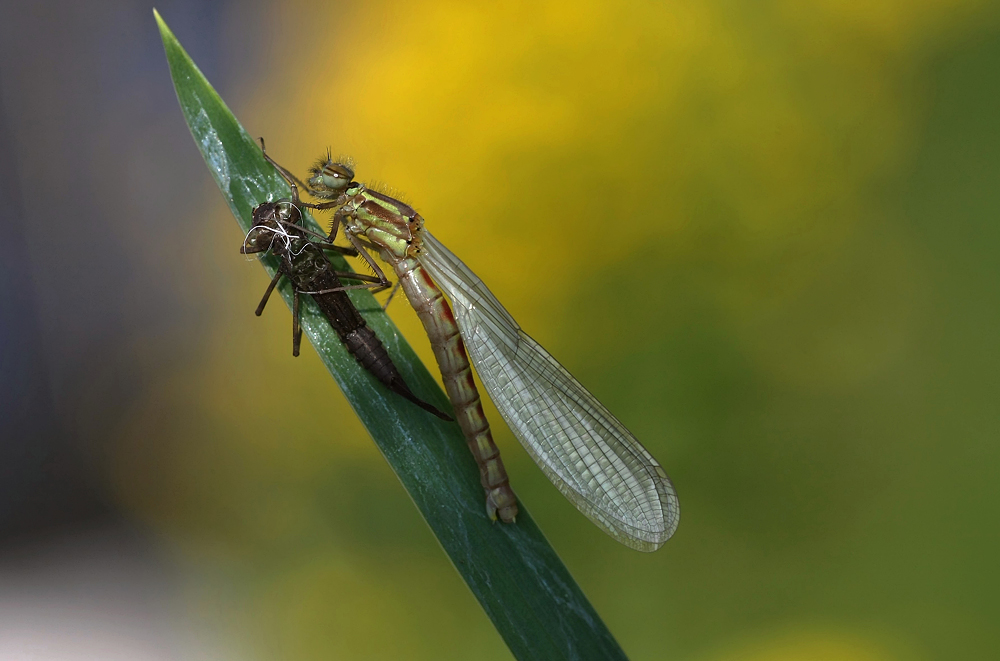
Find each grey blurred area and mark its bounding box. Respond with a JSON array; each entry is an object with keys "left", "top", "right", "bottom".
[
  {"left": 0, "top": 524, "right": 230, "bottom": 660},
  {"left": 0, "top": 1, "right": 263, "bottom": 655}
]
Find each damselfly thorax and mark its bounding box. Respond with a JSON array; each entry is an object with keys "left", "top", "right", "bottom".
[{"left": 341, "top": 185, "right": 425, "bottom": 260}]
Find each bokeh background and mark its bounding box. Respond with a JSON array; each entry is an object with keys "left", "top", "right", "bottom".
[{"left": 1, "top": 0, "right": 999, "bottom": 659}]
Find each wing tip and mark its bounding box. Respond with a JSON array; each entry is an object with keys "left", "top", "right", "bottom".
[
  {"left": 621, "top": 517, "right": 680, "bottom": 552},
  {"left": 610, "top": 486, "right": 681, "bottom": 552}
]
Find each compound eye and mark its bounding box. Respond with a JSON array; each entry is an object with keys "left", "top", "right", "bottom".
[
  {"left": 332, "top": 163, "right": 354, "bottom": 179},
  {"left": 322, "top": 163, "right": 354, "bottom": 191},
  {"left": 308, "top": 157, "right": 355, "bottom": 196}
]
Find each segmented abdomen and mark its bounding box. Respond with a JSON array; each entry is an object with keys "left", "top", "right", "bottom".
[
  {"left": 342, "top": 326, "right": 399, "bottom": 385},
  {"left": 392, "top": 254, "right": 518, "bottom": 522}
]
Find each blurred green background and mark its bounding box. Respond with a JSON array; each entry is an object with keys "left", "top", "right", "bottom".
[{"left": 1, "top": 1, "right": 999, "bottom": 659}]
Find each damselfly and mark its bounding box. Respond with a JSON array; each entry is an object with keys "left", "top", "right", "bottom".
[
  {"left": 241, "top": 144, "right": 451, "bottom": 421},
  {"left": 267, "top": 146, "right": 680, "bottom": 551}
]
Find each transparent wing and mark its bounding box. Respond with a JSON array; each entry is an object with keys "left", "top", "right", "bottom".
[{"left": 420, "top": 231, "right": 679, "bottom": 551}]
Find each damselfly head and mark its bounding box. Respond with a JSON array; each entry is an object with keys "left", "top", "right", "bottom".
[{"left": 308, "top": 151, "right": 356, "bottom": 198}]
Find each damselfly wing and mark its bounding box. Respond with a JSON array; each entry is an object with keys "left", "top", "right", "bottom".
[{"left": 419, "top": 232, "right": 679, "bottom": 551}]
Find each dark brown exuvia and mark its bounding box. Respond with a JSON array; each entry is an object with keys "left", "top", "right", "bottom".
[{"left": 240, "top": 187, "right": 451, "bottom": 422}]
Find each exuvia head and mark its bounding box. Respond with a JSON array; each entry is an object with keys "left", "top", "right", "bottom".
[
  {"left": 241, "top": 200, "right": 299, "bottom": 254},
  {"left": 308, "top": 149, "right": 356, "bottom": 198}
]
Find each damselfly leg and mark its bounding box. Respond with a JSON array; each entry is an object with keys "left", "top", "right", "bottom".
[
  {"left": 381, "top": 281, "right": 402, "bottom": 311},
  {"left": 258, "top": 138, "right": 392, "bottom": 296}
]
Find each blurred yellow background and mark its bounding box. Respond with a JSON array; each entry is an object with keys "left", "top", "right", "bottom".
[{"left": 3, "top": 0, "right": 999, "bottom": 659}]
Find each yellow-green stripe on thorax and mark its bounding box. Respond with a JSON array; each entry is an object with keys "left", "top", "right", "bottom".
[{"left": 341, "top": 183, "right": 425, "bottom": 260}]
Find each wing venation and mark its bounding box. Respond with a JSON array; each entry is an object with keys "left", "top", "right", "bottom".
[{"left": 420, "top": 231, "right": 680, "bottom": 551}]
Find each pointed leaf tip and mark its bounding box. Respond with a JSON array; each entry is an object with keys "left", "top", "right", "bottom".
[{"left": 153, "top": 8, "right": 166, "bottom": 33}]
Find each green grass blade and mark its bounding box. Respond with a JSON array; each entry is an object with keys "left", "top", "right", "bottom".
[{"left": 155, "top": 10, "right": 629, "bottom": 660}]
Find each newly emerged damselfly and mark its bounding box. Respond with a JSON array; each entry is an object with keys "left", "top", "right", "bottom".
[
  {"left": 266, "top": 146, "right": 679, "bottom": 551},
  {"left": 241, "top": 144, "right": 451, "bottom": 422}
]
